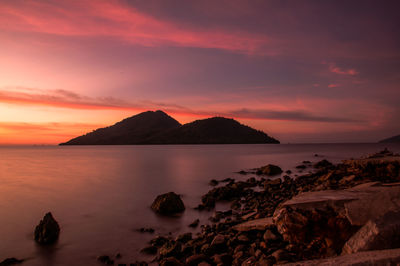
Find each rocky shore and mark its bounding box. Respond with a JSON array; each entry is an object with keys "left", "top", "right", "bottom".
[{"left": 139, "top": 149, "right": 400, "bottom": 265}]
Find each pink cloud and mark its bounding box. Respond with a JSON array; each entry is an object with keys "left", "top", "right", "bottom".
[
  {"left": 0, "top": 0, "right": 275, "bottom": 55},
  {"left": 328, "top": 84, "right": 340, "bottom": 88},
  {"left": 328, "top": 63, "right": 358, "bottom": 76}
]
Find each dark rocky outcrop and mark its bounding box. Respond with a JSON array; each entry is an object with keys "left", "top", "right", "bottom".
[
  {"left": 60, "top": 110, "right": 279, "bottom": 145},
  {"left": 151, "top": 192, "right": 185, "bottom": 215},
  {"left": 380, "top": 134, "right": 400, "bottom": 143},
  {"left": 34, "top": 212, "right": 60, "bottom": 245}
]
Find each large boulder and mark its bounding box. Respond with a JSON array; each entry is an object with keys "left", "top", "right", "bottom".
[
  {"left": 342, "top": 211, "right": 400, "bottom": 254},
  {"left": 151, "top": 192, "right": 185, "bottom": 215},
  {"left": 257, "top": 164, "right": 283, "bottom": 176},
  {"left": 34, "top": 212, "right": 60, "bottom": 245}
]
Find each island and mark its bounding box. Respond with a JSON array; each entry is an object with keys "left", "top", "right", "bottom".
[{"left": 59, "top": 110, "right": 279, "bottom": 145}]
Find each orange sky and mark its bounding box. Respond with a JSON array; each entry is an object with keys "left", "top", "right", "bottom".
[{"left": 1, "top": 0, "right": 399, "bottom": 144}]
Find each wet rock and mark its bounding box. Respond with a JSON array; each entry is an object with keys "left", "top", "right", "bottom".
[
  {"left": 138, "top": 227, "right": 154, "bottom": 233},
  {"left": 140, "top": 245, "right": 157, "bottom": 254},
  {"left": 185, "top": 254, "right": 208, "bottom": 265},
  {"left": 263, "top": 229, "right": 278, "bottom": 242},
  {"left": 257, "top": 164, "right": 283, "bottom": 176},
  {"left": 97, "top": 255, "right": 114, "bottom": 265},
  {"left": 0, "top": 258, "right": 24, "bottom": 266},
  {"left": 209, "top": 234, "right": 227, "bottom": 254},
  {"left": 213, "top": 253, "right": 233, "bottom": 265},
  {"left": 188, "top": 219, "right": 200, "bottom": 228},
  {"left": 176, "top": 232, "right": 192, "bottom": 243},
  {"left": 159, "top": 257, "right": 183, "bottom": 266},
  {"left": 342, "top": 211, "right": 400, "bottom": 254},
  {"left": 209, "top": 179, "right": 219, "bottom": 186},
  {"left": 151, "top": 192, "right": 185, "bottom": 215},
  {"left": 159, "top": 241, "right": 181, "bottom": 258},
  {"left": 271, "top": 249, "right": 291, "bottom": 263},
  {"left": 313, "top": 159, "right": 333, "bottom": 169},
  {"left": 34, "top": 212, "right": 60, "bottom": 245}
]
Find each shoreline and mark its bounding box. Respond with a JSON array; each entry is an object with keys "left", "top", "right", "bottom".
[{"left": 135, "top": 148, "right": 400, "bottom": 265}]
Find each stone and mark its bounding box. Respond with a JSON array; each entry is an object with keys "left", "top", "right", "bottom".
[
  {"left": 263, "top": 229, "right": 278, "bottom": 242},
  {"left": 257, "top": 164, "right": 283, "bottom": 176},
  {"left": 188, "top": 219, "right": 200, "bottom": 228},
  {"left": 209, "top": 179, "right": 219, "bottom": 186},
  {"left": 233, "top": 217, "right": 274, "bottom": 232},
  {"left": 213, "top": 253, "right": 233, "bottom": 265},
  {"left": 342, "top": 211, "right": 400, "bottom": 254},
  {"left": 159, "top": 257, "right": 183, "bottom": 266},
  {"left": 151, "top": 192, "right": 185, "bottom": 215},
  {"left": 97, "top": 255, "right": 114, "bottom": 265},
  {"left": 159, "top": 241, "right": 181, "bottom": 258},
  {"left": 34, "top": 212, "right": 60, "bottom": 245},
  {"left": 271, "top": 249, "right": 291, "bottom": 262},
  {"left": 313, "top": 159, "right": 333, "bottom": 169},
  {"left": 185, "top": 254, "right": 207, "bottom": 266},
  {"left": 0, "top": 258, "right": 24, "bottom": 266},
  {"left": 209, "top": 234, "right": 227, "bottom": 254},
  {"left": 140, "top": 245, "right": 157, "bottom": 254}
]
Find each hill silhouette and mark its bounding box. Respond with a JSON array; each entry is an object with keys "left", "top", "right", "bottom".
[
  {"left": 60, "top": 110, "right": 279, "bottom": 145},
  {"left": 379, "top": 134, "right": 400, "bottom": 143}
]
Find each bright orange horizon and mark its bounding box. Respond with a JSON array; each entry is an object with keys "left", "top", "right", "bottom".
[{"left": 1, "top": 1, "right": 399, "bottom": 144}]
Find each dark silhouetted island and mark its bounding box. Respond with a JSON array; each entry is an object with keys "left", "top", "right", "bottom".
[
  {"left": 59, "top": 110, "right": 279, "bottom": 145},
  {"left": 380, "top": 134, "right": 400, "bottom": 143}
]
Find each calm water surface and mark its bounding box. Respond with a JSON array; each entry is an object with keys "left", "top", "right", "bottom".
[{"left": 1, "top": 143, "right": 400, "bottom": 265}]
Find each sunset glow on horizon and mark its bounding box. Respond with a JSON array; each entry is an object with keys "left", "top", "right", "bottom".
[{"left": 1, "top": 0, "right": 399, "bottom": 144}]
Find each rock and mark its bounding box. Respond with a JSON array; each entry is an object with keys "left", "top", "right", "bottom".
[
  {"left": 186, "top": 254, "right": 207, "bottom": 265},
  {"left": 97, "top": 255, "right": 114, "bottom": 265},
  {"left": 257, "top": 164, "right": 283, "bottom": 176},
  {"left": 237, "top": 234, "right": 250, "bottom": 243},
  {"left": 140, "top": 245, "right": 157, "bottom": 254},
  {"left": 271, "top": 249, "right": 291, "bottom": 263},
  {"left": 209, "top": 234, "right": 227, "bottom": 254},
  {"left": 313, "top": 159, "right": 333, "bottom": 169},
  {"left": 213, "top": 253, "right": 233, "bottom": 265},
  {"left": 0, "top": 258, "right": 24, "bottom": 266},
  {"left": 151, "top": 192, "right": 185, "bottom": 215},
  {"left": 233, "top": 217, "right": 274, "bottom": 232},
  {"left": 159, "top": 241, "right": 181, "bottom": 258},
  {"left": 296, "top": 165, "right": 307, "bottom": 169},
  {"left": 198, "top": 262, "right": 211, "bottom": 266},
  {"left": 138, "top": 227, "right": 154, "bottom": 233},
  {"left": 209, "top": 179, "right": 219, "bottom": 186},
  {"left": 342, "top": 211, "right": 400, "bottom": 254},
  {"left": 150, "top": 236, "right": 169, "bottom": 247},
  {"left": 159, "top": 257, "right": 183, "bottom": 266},
  {"left": 188, "top": 219, "right": 200, "bottom": 228},
  {"left": 176, "top": 232, "right": 192, "bottom": 243},
  {"left": 263, "top": 229, "right": 278, "bottom": 242},
  {"left": 34, "top": 212, "right": 60, "bottom": 245}
]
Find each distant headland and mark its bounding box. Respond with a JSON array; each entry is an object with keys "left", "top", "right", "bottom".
[
  {"left": 59, "top": 110, "right": 279, "bottom": 145},
  {"left": 380, "top": 134, "right": 400, "bottom": 143}
]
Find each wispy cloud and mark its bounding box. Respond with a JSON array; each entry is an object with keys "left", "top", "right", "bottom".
[{"left": 328, "top": 63, "right": 358, "bottom": 76}]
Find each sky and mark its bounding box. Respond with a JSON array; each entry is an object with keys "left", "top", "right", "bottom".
[{"left": 0, "top": 0, "right": 399, "bottom": 144}]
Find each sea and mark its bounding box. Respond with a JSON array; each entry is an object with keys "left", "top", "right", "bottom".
[{"left": 1, "top": 143, "right": 400, "bottom": 265}]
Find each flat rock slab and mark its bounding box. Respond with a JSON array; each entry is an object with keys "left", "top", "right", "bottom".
[
  {"left": 232, "top": 217, "right": 273, "bottom": 231},
  {"left": 276, "top": 182, "right": 400, "bottom": 226},
  {"left": 282, "top": 248, "right": 400, "bottom": 266}
]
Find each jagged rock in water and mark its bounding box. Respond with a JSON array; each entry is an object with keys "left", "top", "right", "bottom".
[
  {"left": 34, "top": 212, "right": 60, "bottom": 245},
  {"left": 151, "top": 192, "right": 185, "bottom": 215}
]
